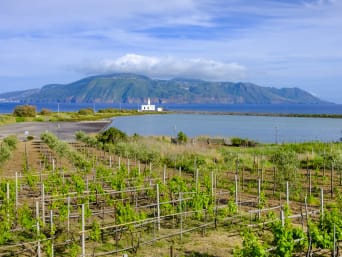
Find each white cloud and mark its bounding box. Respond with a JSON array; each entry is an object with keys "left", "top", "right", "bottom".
[
  {"left": 79, "top": 54, "right": 246, "bottom": 81},
  {"left": 1, "top": 0, "right": 342, "bottom": 102}
]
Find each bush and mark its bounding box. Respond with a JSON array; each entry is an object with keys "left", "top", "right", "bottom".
[
  {"left": 33, "top": 116, "right": 45, "bottom": 122},
  {"left": 78, "top": 108, "right": 94, "bottom": 115},
  {"left": 13, "top": 105, "right": 37, "bottom": 117},
  {"left": 231, "top": 137, "right": 257, "bottom": 147},
  {"left": 3, "top": 135, "right": 18, "bottom": 150},
  {"left": 39, "top": 108, "right": 52, "bottom": 115},
  {"left": 97, "top": 127, "right": 127, "bottom": 144},
  {"left": 15, "top": 117, "right": 26, "bottom": 122},
  {"left": 177, "top": 131, "right": 188, "bottom": 144},
  {"left": 27, "top": 135, "right": 34, "bottom": 141},
  {"left": 0, "top": 135, "right": 18, "bottom": 164}
]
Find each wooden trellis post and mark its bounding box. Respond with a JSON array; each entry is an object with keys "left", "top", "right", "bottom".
[
  {"left": 258, "top": 179, "right": 261, "bottom": 220},
  {"left": 81, "top": 204, "right": 86, "bottom": 257},
  {"left": 41, "top": 183, "right": 45, "bottom": 224},
  {"left": 195, "top": 168, "right": 199, "bottom": 193},
  {"left": 320, "top": 188, "right": 324, "bottom": 220},
  {"left": 36, "top": 201, "right": 41, "bottom": 257},
  {"left": 156, "top": 184, "right": 161, "bottom": 230},
  {"left": 67, "top": 196, "right": 70, "bottom": 234},
  {"left": 6, "top": 182, "right": 10, "bottom": 224},
  {"left": 286, "top": 181, "right": 289, "bottom": 206},
  {"left": 127, "top": 158, "right": 130, "bottom": 175},
  {"left": 309, "top": 169, "right": 312, "bottom": 197},
  {"left": 331, "top": 162, "right": 334, "bottom": 198},
  {"left": 15, "top": 172, "right": 18, "bottom": 211},
  {"left": 50, "top": 210, "right": 54, "bottom": 257},
  {"left": 235, "top": 175, "right": 238, "bottom": 211},
  {"left": 163, "top": 164, "right": 166, "bottom": 184},
  {"left": 180, "top": 192, "right": 183, "bottom": 241},
  {"left": 280, "top": 208, "right": 285, "bottom": 227}
]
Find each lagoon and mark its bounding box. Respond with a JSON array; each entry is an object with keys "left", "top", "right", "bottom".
[{"left": 110, "top": 114, "right": 342, "bottom": 143}]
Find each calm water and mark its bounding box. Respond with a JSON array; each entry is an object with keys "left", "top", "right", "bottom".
[
  {"left": 0, "top": 102, "right": 342, "bottom": 114},
  {"left": 110, "top": 114, "right": 342, "bottom": 143},
  {"left": 1, "top": 102, "right": 342, "bottom": 143}
]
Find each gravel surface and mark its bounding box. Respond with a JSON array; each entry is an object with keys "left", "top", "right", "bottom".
[{"left": 0, "top": 120, "right": 111, "bottom": 141}]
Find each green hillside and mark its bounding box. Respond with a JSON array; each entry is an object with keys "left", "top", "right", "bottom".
[{"left": 0, "top": 73, "right": 329, "bottom": 104}]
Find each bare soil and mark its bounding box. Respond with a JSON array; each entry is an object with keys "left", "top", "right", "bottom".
[{"left": 0, "top": 120, "right": 110, "bottom": 141}]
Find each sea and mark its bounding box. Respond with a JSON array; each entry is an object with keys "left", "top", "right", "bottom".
[
  {"left": 1, "top": 102, "right": 342, "bottom": 143},
  {"left": 1, "top": 102, "right": 342, "bottom": 115}
]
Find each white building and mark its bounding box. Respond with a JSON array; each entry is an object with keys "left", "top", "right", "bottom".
[{"left": 140, "top": 98, "right": 156, "bottom": 111}]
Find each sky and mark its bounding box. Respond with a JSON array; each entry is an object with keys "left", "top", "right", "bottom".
[{"left": 0, "top": 0, "right": 342, "bottom": 103}]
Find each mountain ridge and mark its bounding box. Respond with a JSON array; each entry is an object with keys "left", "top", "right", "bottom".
[{"left": 0, "top": 73, "right": 331, "bottom": 104}]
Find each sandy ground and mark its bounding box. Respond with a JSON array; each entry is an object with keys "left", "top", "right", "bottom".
[{"left": 0, "top": 120, "right": 110, "bottom": 141}]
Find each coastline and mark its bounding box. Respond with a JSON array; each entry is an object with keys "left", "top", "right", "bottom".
[{"left": 168, "top": 110, "right": 342, "bottom": 118}]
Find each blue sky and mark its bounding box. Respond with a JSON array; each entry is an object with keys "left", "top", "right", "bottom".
[{"left": 0, "top": 0, "right": 342, "bottom": 103}]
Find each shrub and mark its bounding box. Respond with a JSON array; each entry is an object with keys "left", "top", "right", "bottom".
[
  {"left": 27, "top": 135, "right": 34, "bottom": 141},
  {"left": 177, "top": 131, "right": 188, "bottom": 144},
  {"left": 39, "top": 108, "right": 52, "bottom": 115},
  {"left": 3, "top": 135, "right": 18, "bottom": 150},
  {"left": 33, "top": 116, "right": 45, "bottom": 122},
  {"left": 15, "top": 117, "right": 26, "bottom": 122},
  {"left": 97, "top": 127, "right": 127, "bottom": 144},
  {"left": 231, "top": 137, "right": 257, "bottom": 147},
  {"left": 13, "top": 105, "right": 37, "bottom": 117},
  {"left": 0, "top": 135, "right": 17, "bottom": 164},
  {"left": 78, "top": 108, "right": 94, "bottom": 115}
]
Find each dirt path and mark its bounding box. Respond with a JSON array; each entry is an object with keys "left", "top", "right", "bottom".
[
  {"left": 0, "top": 140, "right": 42, "bottom": 177},
  {"left": 0, "top": 120, "right": 110, "bottom": 141}
]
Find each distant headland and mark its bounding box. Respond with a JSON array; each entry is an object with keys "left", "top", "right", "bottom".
[{"left": 0, "top": 73, "right": 331, "bottom": 105}]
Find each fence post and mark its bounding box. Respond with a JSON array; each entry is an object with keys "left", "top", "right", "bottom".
[
  {"left": 127, "top": 158, "right": 130, "bottom": 175},
  {"left": 6, "top": 183, "right": 10, "bottom": 224},
  {"left": 286, "top": 181, "right": 289, "bottom": 206},
  {"left": 280, "top": 208, "right": 285, "bottom": 227},
  {"left": 15, "top": 172, "right": 18, "bottom": 211},
  {"left": 273, "top": 167, "right": 276, "bottom": 195},
  {"left": 195, "top": 169, "right": 199, "bottom": 193},
  {"left": 156, "top": 184, "right": 161, "bottom": 231},
  {"left": 81, "top": 204, "right": 85, "bottom": 257},
  {"left": 309, "top": 169, "right": 312, "bottom": 197},
  {"left": 180, "top": 192, "right": 183, "bottom": 240},
  {"left": 333, "top": 224, "right": 336, "bottom": 257},
  {"left": 163, "top": 164, "right": 166, "bottom": 184},
  {"left": 36, "top": 201, "right": 41, "bottom": 257},
  {"left": 320, "top": 188, "right": 324, "bottom": 220},
  {"left": 42, "top": 183, "right": 45, "bottom": 224},
  {"left": 235, "top": 175, "right": 239, "bottom": 211},
  {"left": 258, "top": 179, "right": 261, "bottom": 220},
  {"left": 331, "top": 162, "right": 334, "bottom": 198},
  {"left": 211, "top": 171, "right": 214, "bottom": 198},
  {"left": 50, "top": 210, "right": 54, "bottom": 257}
]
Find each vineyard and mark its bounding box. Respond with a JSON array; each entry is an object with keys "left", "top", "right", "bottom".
[{"left": 0, "top": 126, "right": 342, "bottom": 256}]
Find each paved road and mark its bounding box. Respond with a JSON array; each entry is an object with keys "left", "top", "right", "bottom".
[{"left": 0, "top": 121, "right": 110, "bottom": 141}]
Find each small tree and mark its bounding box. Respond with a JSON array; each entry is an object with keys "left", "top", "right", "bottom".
[
  {"left": 39, "top": 108, "right": 52, "bottom": 115},
  {"left": 13, "top": 105, "right": 36, "bottom": 117},
  {"left": 78, "top": 108, "right": 94, "bottom": 115},
  {"left": 271, "top": 147, "right": 299, "bottom": 191},
  {"left": 177, "top": 131, "right": 188, "bottom": 144},
  {"left": 97, "top": 127, "right": 127, "bottom": 144}
]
